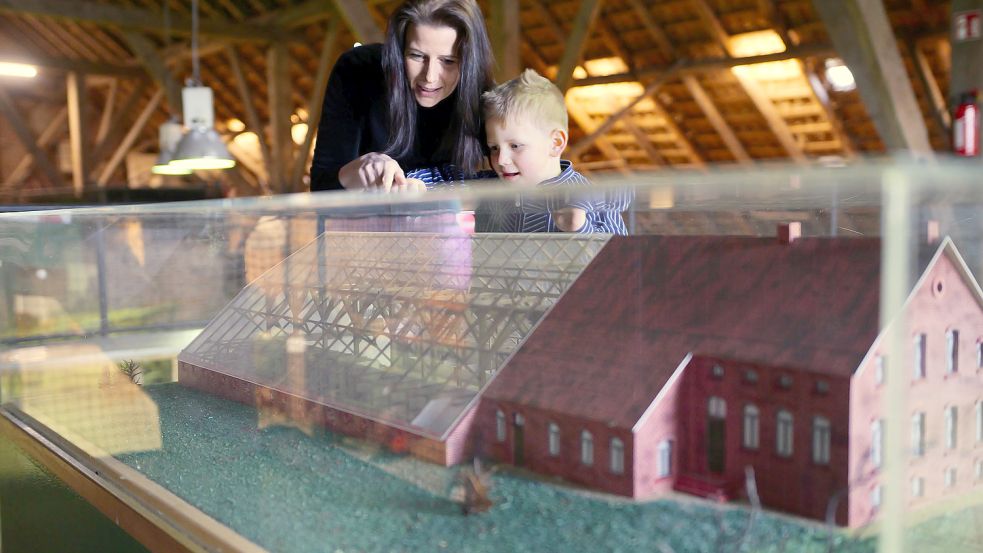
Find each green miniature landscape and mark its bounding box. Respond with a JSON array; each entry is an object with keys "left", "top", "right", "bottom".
[{"left": 110, "top": 383, "right": 908, "bottom": 553}]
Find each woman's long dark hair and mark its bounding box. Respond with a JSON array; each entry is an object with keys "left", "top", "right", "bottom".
[{"left": 382, "top": 0, "right": 495, "bottom": 174}]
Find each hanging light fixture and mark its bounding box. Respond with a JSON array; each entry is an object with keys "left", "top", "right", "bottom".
[
  {"left": 170, "top": 0, "right": 235, "bottom": 170},
  {"left": 152, "top": 117, "right": 192, "bottom": 174}
]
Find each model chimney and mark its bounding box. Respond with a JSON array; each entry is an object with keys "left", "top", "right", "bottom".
[
  {"left": 777, "top": 222, "right": 801, "bottom": 244},
  {"left": 926, "top": 220, "right": 940, "bottom": 244}
]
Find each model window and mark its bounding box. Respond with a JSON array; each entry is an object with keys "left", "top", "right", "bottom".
[
  {"left": 945, "top": 467, "right": 957, "bottom": 488},
  {"left": 911, "top": 412, "right": 926, "bottom": 457},
  {"left": 776, "top": 410, "right": 794, "bottom": 457},
  {"left": 744, "top": 369, "right": 758, "bottom": 384},
  {"left": 875, "top": 355, "right": 885, "bottom": 385},
  {"left": 976, "top": 459, "right": 983, "bottom": 481},
  {"left": 945, "top": 406, "right": 958, "bottom": 450},
  {"left": 657, "top": 440, "right": 672, "bottom": 478},
  {"left": 548, "top": 423, "right": 560, "bottom": 456},
  {"left": 814, "top": 380, "right": 830, "bottom": 394},
  {"left": 778, "top": 375, "right": 793, "bottom": 389},
  {"left": 911, "top": 477, "right": 924, "bottom": 498},
  {"left": 813, "top": 416, "right": 831, "bottom": 465},
  {"left": 946, "top": 329, "right": 959, "bottom": 374},
  {"left": 743, "top": 405, "right": 760, "bottom": 449},
  {"left": 871, "top": 419, "right": 883, "bottom": 468},
  {"left": 914, "top": 333, "right": 927, "bottom": 379},
  {"left": 610, "top": 437, "right": 625, "bottom": 475},
  {"left": 976, "top": 401, "right": 982, "bottom": 444},
  {"left": 711, "top": 364, "right": 725, "bottom": 379},
  {"left": 495, "top": 410, "right": 506, "bottom": 442},
  {"left": 581, "top": 430, "right": 594, "bottom": 466},
  {"left": 977, "top": 341, "right": 982, "bottom": 369},
  {"left": 708, "top": 396, "right": 726, "bottom": 419},
  {"left": 871, "top": 485, "right": 881, "bottom": 509}
]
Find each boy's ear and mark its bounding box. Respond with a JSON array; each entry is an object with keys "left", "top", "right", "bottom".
[{"left": 550, "top": 129, "right": 568, "bottom": 157}]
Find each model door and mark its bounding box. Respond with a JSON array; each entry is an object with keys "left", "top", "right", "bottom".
[
  {"left": 513, "top": 413, "right": 525, "bottom": 466},
  {"left": 707, "top": 397, "right": 726, "bottom": 474}
]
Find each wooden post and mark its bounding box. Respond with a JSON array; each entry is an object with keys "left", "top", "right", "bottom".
[
  {"left": 266, "top": 42, "right": 292, "bottom": 194},
  {"left": 490, "top": 0, "right": 520, "bottom": 82},
  {"left": 66, "top": 71, "right": 89, "bottom": 197},
  {"left": 556, "top": 0, "right": 603, "bottom": 93}
]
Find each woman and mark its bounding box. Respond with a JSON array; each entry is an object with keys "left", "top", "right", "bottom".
[{"left": 309, "top": 0, "right": 495, "bottom": 192}]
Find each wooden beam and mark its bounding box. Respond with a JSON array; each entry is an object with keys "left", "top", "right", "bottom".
[
  {"left": 564, "top": 100, "right": 632, "bottom": 175},
  {"left": 811, "top": 0, "right": 933, "bottom": 156},
  {"left": 625, "top": 0, "right": 676, "bottom": 60},
  {"left": 0, "top": 91, "right": 66, "bottom": 189},
  {"left": 122, "top": 32, "right": 182, "bottom": 115},
  {"left": 692, "top": 0, "right": 730, "bottom": 55},
  {"left": 682, "top": 75, "right": 752, "bottom": 164},
  {"left": 568, "top": 67, "right": 678, "bottom": 158},
  {"left": 3, "top": 106, "right": 68, "bottom": 188},
  {"left": 570, "top": 44, "right": 837, "bottom": 87},
  {"left": 802, "top": 61, "right": 857, "bottom": 158},
  {"left": 331, "top": 0, "right": 384, "bottom": 44},
  {"left": 95, "top": 78, "right": 117, "bottom": 145},
  {"left": 226, "top": 46, "right": 271, "bottom": 190},
  {"left": 490, "top": 0, "right": 520, "bottom": 82},
  {"left": 556, "top": 0, "right": 603, "bottom": 93},
  {"left": 266, "top": 42, "right": 292, "bottom": 193},
  {"left": 731, "top": 70, "right": 807, "bottom": 162},
  {"left": 292, "top": 19, "right": 340, "bottom": 192},
  {"left": 91, "top": 81, "right": 149, "bottom": 168},
  {"left": 66, "top": 71, "right": 90, "bottom": 197},
  {"left": 907, "top": 41, "right": 951, "bottom": 141},
  {"left": 0, "top": 0, "right": 281, "bottom": 42},
  {"left": 622, "top": 119, "right": 666, "bottom": 167},
  {"left": 96, "top": 88, "right": 164, "bottom": 187},
  {"left": 648, "top": 94, "right": 706, "bottom": 169},
  {"left": 0, "top": 50, "right": 141, "bottom": 76}
]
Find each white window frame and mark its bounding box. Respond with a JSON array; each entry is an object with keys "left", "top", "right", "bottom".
[
  {"left": 977, "top": 340, "right": 983, "bottom": 369},
  {"left": 871, "top": 485, "right": 882, "bottom": 509},
  {"left": 976, "top": 401, "right": 982, "bottom": 444},
  {"left": 871, "top": 419, "right": 883, "bottom": 468},
  {"left": 975, "top": 459, "right": 983, "bottom": 481},
  {"left": 548, "top": 422, "right": 560, "bottom": 457},
  {"left": 495, "top": 409, "right": 506, "bottom": 442},
  {"left": 776, "top": 410, "right": 794, "bottom": 457},
  {"left": 813, "top": 416, "right": 831, "bottom": 465},
  {"left": 708, "top": 396, "right": 726, "bottom": 419},
  {"left": 610, "top": 437, "right": 625, "bottom": 475},
  {"left": 914, "top": 333, "right": 927, "bottom": 379},
  {"left": 580, "top": 430, "right": 594, "bottom": 466},
  {"left": 911, "top": 477, "right": 924, "bottom": 498},
  {"left": 946, "top": 329, "right": 959, "bottom": 374},
  {"left": 945, "top": 406, "right": 958, "bottom": 450},
  {"left": 743, "top": 405, "right": 760, "bottom": 449},
  {"left": 911, "top": 412, "right": 926, "bottom": 457},
  {"left": 657, "top": 440, "right": 672, "bottom": 478},
  {"left": 945, "top": 467, "right": 957, "bottom": 488},
  {"left": 875, "top": 354, "right": 885, "bottom": 385}
]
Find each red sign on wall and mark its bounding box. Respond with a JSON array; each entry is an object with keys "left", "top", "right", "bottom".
[{"left": 954, "top": 10, "right": 981, "bottom": 42}]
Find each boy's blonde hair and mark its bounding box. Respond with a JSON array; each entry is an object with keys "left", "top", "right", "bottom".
[{"left": 481, "top": 68, "right": 568, "bottom": 133}]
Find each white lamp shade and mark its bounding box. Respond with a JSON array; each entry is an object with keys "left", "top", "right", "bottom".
[{"left": 171, "top": 126, "right": 236, "bottom": 170}]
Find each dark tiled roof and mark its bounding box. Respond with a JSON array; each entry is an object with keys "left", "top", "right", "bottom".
[{"left": 485, "top": 235, "right": 882, "bottom": 428}]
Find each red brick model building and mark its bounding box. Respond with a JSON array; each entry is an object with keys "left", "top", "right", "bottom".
[{"left": 180, "top": 230, "right": 983, "bottom": 527}]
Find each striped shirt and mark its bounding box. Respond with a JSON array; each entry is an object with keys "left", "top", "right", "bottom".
[{"left": 405, "top": 160, "right": 631, "bottom": 235}]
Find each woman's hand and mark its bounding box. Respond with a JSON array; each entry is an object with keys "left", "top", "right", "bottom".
[{"left": 338, "top": 152, "right": 407, "bottom": 191}]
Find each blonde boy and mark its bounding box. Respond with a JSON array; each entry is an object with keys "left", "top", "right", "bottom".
[{"left": 478, "top": 69, "right": 627, "bottom": 234}]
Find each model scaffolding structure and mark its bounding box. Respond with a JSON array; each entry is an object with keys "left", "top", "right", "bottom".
[{"left": 179, "top": 227, "right": 983, "bottom": 527}]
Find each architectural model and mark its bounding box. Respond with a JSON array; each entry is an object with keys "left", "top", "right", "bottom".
[{"left": 178, "top": 226, "right": 983, "bottom": 527}]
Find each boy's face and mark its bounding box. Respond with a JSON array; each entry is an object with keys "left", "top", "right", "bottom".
[{"left": 485, "top": 116, "right": 567, "bottom": 186}]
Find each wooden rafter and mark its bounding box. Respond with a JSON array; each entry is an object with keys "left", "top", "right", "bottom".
[
  {"left": 3, "top": 106, "right": 67, "bottom": 188},
  {"left": 0, "top": 0, "right": 282, "bottom": 42},
  {"left": 0, "top": 90, "right": 66, "bottom": 189},
  {"left": 266, "top": 42, "right": 292, "bottom": 193},
  {"left": 96, "top": 87, "right": 165, "bottom": 187},
  {"left": 648, "top": 93, "right": 706, "bottom": 169},
  {"left": 331, "top": 0, "right": 384, "bottom": 44},
  {"left": 490, "top": 0, "right": 520, "bottom": 82},
  {"left": 556, "top": 0, "right": 603, "bottom": 92},
  {"left": 292, "top": 18, "right": 341, "bottom": 191},
  {"left": 802, "top": 65, "right": 857, "bottom": 158},
  {"left": 812, "top": 0, "right": 933, "bottom": 156},
  {"left": 625, "top": 0, "right": 676, "bottom": 60},
  {"left": 682, "top": 75, "right": 752, "bottom": 164},
  {"left": 91, "top": 81, "right": 149, "bottom": 169},
  {"left": 622, "top": 119, "right": 666, "bottom": 167},
  {"left": 691, "top": 0, "right": 730, "bottom": 56},
  {"left": 95, "top": 78, "right": 117, "bottom": 145},
  {"left": 564, "top": 101, "right": 631, "bottom": 175},
  {"left": 732, "top": 70, "right": 807, "bottom": 162},
  {"left": 226, "top": 45, "right": 271, "bottom": 189},
  {"left": 123, "top": 31, "right": 182, "bottom": 114},
  {"left": 907, "top": 40, "right": 951, "bottom": 141},
  {"left": 66, "top": 71, "right": 89, "bottom": 196}
]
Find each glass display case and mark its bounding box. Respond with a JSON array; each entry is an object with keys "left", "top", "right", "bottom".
[{"left": 1, "top": 161, "right": 981, "bottom": 553}]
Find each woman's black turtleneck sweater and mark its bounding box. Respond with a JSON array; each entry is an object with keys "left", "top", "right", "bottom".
[{"left": 309, "top": 44, "right": 455, "bottom": 191}]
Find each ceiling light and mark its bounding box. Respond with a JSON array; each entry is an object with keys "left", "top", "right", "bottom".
[
  {"left": 226, "top": 118, "right": 246, "bottom": 132},
  {"left": 0, "top": 61, "right": 38, "bottom": 78},
  {"left": 824, "top": 58, "right": 856, "bottom": 92},
  {"left": 291, "top": 123, "right": 308, "bottom": 145},
  {"left": 152, "top": 119, "right": 192, "bottom": 175}
]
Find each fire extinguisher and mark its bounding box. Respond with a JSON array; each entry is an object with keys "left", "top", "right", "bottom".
[{"left": 953, "top": 90, "right": 979, "bottom": 157}]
